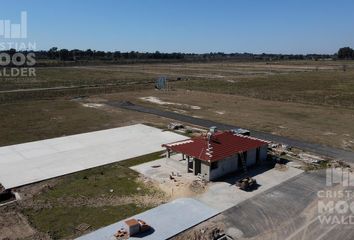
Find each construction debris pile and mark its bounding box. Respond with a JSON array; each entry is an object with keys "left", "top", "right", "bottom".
[
  {"left": 114, "top": 218, "right": 151, "bottom": 239},
  {"left": 167, "top": 122, "right": 206, "bottom": 136},
  {"left": 168, "top": 122, "right": 184, "bottom": 130},
  {"left": 179, "top": 226, "right": 234, "bottom": 240},
  {"left": 268, "top": 142, "right": 352, "bottom": 171},
  {"left": 189, "top": 178, "right": 207, "bottom": 194}
]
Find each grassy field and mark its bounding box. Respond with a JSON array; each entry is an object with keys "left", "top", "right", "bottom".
[
  {"left": 0, "top": 66, "right": 153, "bottom": 91},
  {"left": 173, "top": 69, "right": 354, "bottom": 108},
  {"left": 2, "top": 60, "right": 354, "bottom": 105},
  {"left": 100, "top": 88, "right": 354, "bottom": 151},
  {"left": 0, "top": 61, "right": 349, "bottom": 89},
  {"left": 0, "top": 100, "right": 112, "bottom": 146},
  {"left": 24, "top": 205, "right": 150, "bottom": 239},
  {"left": 22, "top": 152, "right": 165, "bottom": 239},
  {"left": 0, "top": 98, "right": 170, "bottom": 146}
]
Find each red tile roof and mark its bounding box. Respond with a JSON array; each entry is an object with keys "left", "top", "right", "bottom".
[{"left": 162, "top": 131, "right": 268, "bottom": 162}]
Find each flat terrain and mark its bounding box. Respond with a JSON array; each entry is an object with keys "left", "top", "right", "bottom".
[
  {"left": 173, "top": 170, "right": 354, "bottom": 240},
  {"left": 2, "top": 60, "right": 354, "bottom": 105},
  {"left": 113, "top": 100, "right": 354, "bottom": 163},
  {"left": 132, "top": 155, "right": 303, "bottom": 211},
  {"left": 1, "top": 60, "right": 354, "bottom": 150},
  {"left": 1, "top": 152, "right": 167, "bottom": 239},
  {"left": 1, "top": 60, "right": 354, "bottom": 240},
  {"left": 98, "top": 89, "right": 354, "bottom": 152},
  {"left": 0, "top": 98, "right": 171, "bottom": 147},
  {"left": 0, "top": 124, "right": 187, "bottom": 189},
  {"left": 77, "top": 198, "right": 218, "bottom": 240}
]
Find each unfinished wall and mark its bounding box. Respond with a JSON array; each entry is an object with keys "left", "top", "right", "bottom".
[
  {"left": 209, "top": 155, "right": 238, "bottom": 181},
  {"left": 246, "top": 149, "right": 257, "bottom": 166},
  {"left": 200, "top": 161, "right": 210, "bottom": 180},
  {"left": 208, "top": 145, "right": 268, "bottom": 181},
  {"left": 260, "top": 145, "right": 268, "bottom": 161}
]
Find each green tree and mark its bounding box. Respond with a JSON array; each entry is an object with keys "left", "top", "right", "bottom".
[{"left": 338, "top": 47, "right": 354, "bottom": 59}]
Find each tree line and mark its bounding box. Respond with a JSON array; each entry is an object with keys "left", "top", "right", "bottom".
[
  {"left": 33, "top": 48, "right": 335, "bottom": 61},
  {"left": 0, "top": 47, "right": 352, "bottom": 65}
]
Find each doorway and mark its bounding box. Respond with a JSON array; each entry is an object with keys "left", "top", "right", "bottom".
[{"left": 194, "top": 159, "right": 201, "bottom": 175}]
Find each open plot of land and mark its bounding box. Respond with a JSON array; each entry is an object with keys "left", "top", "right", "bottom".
[
  {"left": 1, "top": 60, "right": 354, "bottom": 240},
  {"left": 99, "top": 89, "right": 354, "bottom": 152},
  {"left": 173, "top": 68, "right": 354, "bottom": 108},
  {"left": 76, "top": 198, "right": 218, "bottom": 240},
  {"left": 2, "top": 60, "right": 354, "bottom": 151},
  {"left": 0, "top": 124, "right": 187, "bottom": 189},
  {"left": 0, "top": 98, "right": 174, "bottom": 147},
  {"left": 2, "top": 61, "right": 354, "bottom": 105}
]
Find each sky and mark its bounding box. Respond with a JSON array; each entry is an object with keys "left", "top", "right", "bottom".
[{"left": 0, "top": 0, "right": 354, "bottom": 54}]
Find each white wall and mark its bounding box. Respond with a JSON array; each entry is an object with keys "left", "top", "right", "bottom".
[
  {"left": 200, "top": 162, "right": 210, "bottom": 180},
  {"left": 207, "top": 145, "right": 268, "bottom": 181},
  {"left": 209, "top": 155, "right": 238, "bottom": 180}
]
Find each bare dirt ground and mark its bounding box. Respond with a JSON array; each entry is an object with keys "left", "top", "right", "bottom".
[
  {"left": 0, "top": 181, "right": 55, "bottom": 240},
  {"left": 0, "top": 208, "right": 49, "bottom": 240},
  {"left": 131, "top": 156, "right": 208, "bottom": 200}
]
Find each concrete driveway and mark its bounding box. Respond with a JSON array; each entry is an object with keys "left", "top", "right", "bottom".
[
  {"left": 76, "top": 198, "right": 218, "bottom": 240},
  {"left": 197, "top": 166, "right": 303, "bottom": 211}
]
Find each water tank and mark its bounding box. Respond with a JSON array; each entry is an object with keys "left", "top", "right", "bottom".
[{"left": 209, "top": 126, "right": 217, "bottom": 134}]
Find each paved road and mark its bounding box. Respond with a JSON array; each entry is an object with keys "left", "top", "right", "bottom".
[
  {"left": 171, "top": 171, "right": 354, "bottom": 240},
  {"left": 219, "top": 171, "right": 354, "bottom": 240},
  {"left": 109, "top": 101, "right": 354, "bottom": 163}
]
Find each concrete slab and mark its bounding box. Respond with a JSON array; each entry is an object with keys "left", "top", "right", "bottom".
[
  {"left": 76, "top": 198, "right": 218, "bottom": 240},
  {"left": 132, "top": 157, "right": 303, "bottom": 212},
  {"left": 197, "top": 166, "right": 303, "bottom": 211},
  {"left": 0, "top": 124, "right": 188, "bottom": 189},
  {"left": 131, "top": 154, "right": 196, "bottom": 183}
]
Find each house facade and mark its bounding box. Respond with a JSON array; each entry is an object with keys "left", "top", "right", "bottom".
[{"left": 162, "top": 128, "right": 268, "bottom": 181}]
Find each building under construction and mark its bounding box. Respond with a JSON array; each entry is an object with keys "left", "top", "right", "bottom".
[{"left": 162, "top": 127, "right": 268, "bottom": 181}]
